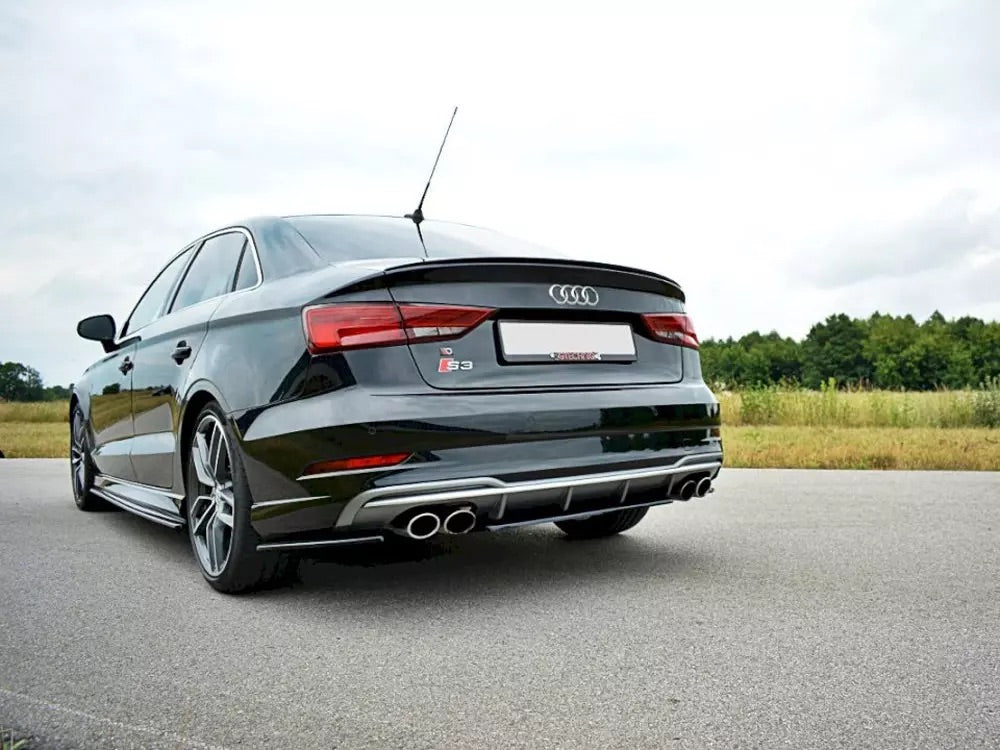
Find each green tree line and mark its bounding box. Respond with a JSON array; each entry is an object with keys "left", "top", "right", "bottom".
[
  {"left": 4, "top": 310, "right": 999, "bottom": 400},
  {"left": 701, "top": 312, "right": 1000, "bottom": 390},
  {"left": 0, "top": 362, "right": 70, "bottom": 402}
]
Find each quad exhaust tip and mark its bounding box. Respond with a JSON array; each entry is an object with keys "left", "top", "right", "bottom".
[
  {"left": 442, "top": 508, "right": 477, "bottom": 535},
  {"left": 405, "top": 512, "right": 441, "bottom": 540},
  {"left": 678, "top": 480, "right": 697, "bottom": 501},
  {"left": 695, "top": 477, "right": 712, "bottom": 498}
]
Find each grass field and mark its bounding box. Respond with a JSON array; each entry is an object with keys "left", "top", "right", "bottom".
[
  {"left": 717, "top": 386, "right": 1000, "bottom": 428},
  {"left": 0, "top": 421, "right": 68, "bottom": 459},
  {"left": 0, "top": 401, "right": 68, "bottom": 423},
  {"left": 2, "top": 394, "right": 999, "bottom": 469},
  {"left": 724, "top": 426, "right": 999, "bottom": 470}
]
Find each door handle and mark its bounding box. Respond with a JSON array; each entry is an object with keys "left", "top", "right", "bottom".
[
  {"left": 118, "top": 356, "right": 133, "bottom": 375},
  {"left": 171, "top": 341, "right": 193, "bottom": 364}
]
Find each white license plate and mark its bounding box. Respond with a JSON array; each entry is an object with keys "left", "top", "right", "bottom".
[{"left": 497, "top": 321, "right": 637, "bottom": 363}]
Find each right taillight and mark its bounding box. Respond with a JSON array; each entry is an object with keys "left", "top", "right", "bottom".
[
  {"left": 641, "top": 313, "right": 699, "bottom": 350},
  {"left": 303, "top": 302, "right": 495, "bottom": 354}
]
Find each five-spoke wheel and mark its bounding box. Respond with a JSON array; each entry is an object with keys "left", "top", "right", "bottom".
[
  {"left": 184, "top": 402, "right": 296, "bottom": 593},
  {"left": 189, "top": 413, "right": 236, "bottom": 577}
]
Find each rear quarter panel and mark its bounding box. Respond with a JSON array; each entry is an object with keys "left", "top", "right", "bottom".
[{"left": 194, "top": 264, "right": 406, "bottom": 415}]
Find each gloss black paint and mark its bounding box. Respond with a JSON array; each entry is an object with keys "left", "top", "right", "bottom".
[{"left": 72, "top": 215, "right": 722, "bottom": 541}]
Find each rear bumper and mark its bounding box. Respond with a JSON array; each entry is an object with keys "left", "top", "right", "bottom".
[
  {"left": 336, "top": 453, "right": 721, "bottom": 527},
  {"left": 234, "top": 382, "right": 722, "bottom": 543},
  {"left": 255, "top": 455, "right": 721, "bottom": 550}
]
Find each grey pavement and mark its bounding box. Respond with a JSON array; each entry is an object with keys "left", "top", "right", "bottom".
[{"left": 1, "top": 460, "right": 998, "bottom": 749}]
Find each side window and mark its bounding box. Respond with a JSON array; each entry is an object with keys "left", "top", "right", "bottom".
[
  {"left": 232, "top": 243, "right": 260, "bottom": 291},
  {"left": 171, "top": 232, "right": 246, "bottom": 312},
  {"left": 122, "top": 248, "right": 193, "bottom": 337},
  {"left": 255, "top": 221, "right": 319, "bottom": 279}
]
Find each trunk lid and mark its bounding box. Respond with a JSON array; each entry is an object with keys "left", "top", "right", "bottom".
[{"left": 381, "top": 257, "right": 688, "bottom": 391}]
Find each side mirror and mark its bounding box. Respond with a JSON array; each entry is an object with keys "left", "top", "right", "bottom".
[{"left": 77, "top": 315, "right": 118, "bottom": 352}]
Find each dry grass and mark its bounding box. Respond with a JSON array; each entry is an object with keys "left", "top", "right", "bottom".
[
  {"left": 8, "top": 392, "right": 1000, "bottom": 429},
  {"left": 0, "top": 401, "right": 68, "bottom": 423},
  {"left": 2, "top": 398, "right": 999, "bottom": 470},
  {"left": 717, "top": 388, "right": 1000, "bottom": 428},
  {"left": 0, "top": 422, "right": 69, "bottom": 458},
  {"left": 3, "top": 422, "right": 997, "bottom": 470},
  {"left": 724, "top": 426, "right": 1000, "bottom": 470}
]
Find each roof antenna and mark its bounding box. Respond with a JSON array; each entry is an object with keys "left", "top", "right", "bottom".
[{"left": 405, "top": 106, "right": 458, "bottom": 257}]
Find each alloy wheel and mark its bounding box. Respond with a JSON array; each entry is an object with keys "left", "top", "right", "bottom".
[
  {"left": 189, "top": 414, "right": 236, "bottom": 577},
  {"left": 70, "top": 413, "right": 89, "bottom": 498}
]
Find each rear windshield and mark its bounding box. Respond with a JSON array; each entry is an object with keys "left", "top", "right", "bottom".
[{"left": 284, "top": 215, "right": 559, "bottom": 263}]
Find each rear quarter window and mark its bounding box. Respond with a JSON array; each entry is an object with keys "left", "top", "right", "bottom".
[
  {"left": 171, "top": 232, "right": 246, "bottom": 312},
  {"left": 256, "top": 221, "right": 321, "bottom": 279}
]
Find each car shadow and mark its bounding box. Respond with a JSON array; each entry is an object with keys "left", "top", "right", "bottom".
[
  {"left": 102, "top": 507, "right": 193, "bottom": 561},
  {"left": 271, "top": 526, "right": 715, "bottom": 609},
  {"left": 102, "top": 506, "right": 714, "bottom": 608}
]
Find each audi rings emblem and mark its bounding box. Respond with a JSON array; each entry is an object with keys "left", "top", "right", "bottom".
[{"left": 548, "top": 284, "right": 599, "bottom": 306}]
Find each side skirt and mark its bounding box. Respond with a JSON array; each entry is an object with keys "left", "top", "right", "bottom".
[{"left": 92, "top": 475, "right": 185, "bottom": 529}]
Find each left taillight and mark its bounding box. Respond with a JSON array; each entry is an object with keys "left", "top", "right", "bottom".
[
  {"left": 641, "top": 313, "right": 699, "bottom": 350},
  {"left": 303, "top": 302, "right": 495, "bottom": 354}
]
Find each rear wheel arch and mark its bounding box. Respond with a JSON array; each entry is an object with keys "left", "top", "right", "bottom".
[
  {"left": 178, "top": 386, "right": 230, "bottom": 509},
  {"left": 182, "top": 398, "right": 297, "bottom": 592},
  {"left": 179, "top": 380, "right": 233, "bottom": 448},
  {"left": 181, "top": 391, "right": 217, "bottom": 454}
]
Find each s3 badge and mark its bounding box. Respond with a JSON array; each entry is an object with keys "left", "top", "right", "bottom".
[{"left": 438, "top": 347, "right": 473, "bottom": 372}]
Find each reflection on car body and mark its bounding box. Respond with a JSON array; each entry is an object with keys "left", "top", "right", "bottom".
[{"left": 70, "top": 215, "right": 722, "bottom": 593}]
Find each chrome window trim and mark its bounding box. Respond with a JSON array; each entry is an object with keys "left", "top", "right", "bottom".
[
  {"left": 118, "top": 225, "right": 263, "bottom": 341},
  {"left": 167, "top": 226, "right": 263, "bottom": 314},
  {"left": 119, "top": 243, "right": 198, "bottom": 341}
]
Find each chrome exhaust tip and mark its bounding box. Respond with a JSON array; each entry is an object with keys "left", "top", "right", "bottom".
[
  {"left": 442, "top": 508, "right": 477, "bottom": 535},
  {"left": 695, "top": 477, "right": 712, "bottom": 498},
  {"left": 678, "top": 480, "right": 697, "bottom": 501},
  {"left": 405, "top": 512, "right": 442, "bottom": 540}
]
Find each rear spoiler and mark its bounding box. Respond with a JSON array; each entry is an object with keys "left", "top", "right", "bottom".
[{"left": 336, "top": 256, "right": 685, "bottom": 302}]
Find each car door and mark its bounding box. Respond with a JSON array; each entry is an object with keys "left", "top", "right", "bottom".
[
  {"left": 86, "top": 341, "right": 138, "bottom": 480},
  {"left": 129, "top": 230, "right": 249, "bottom": 488},
  {"left": 88, "top": 246, "right": 194, "bottom": 479}
]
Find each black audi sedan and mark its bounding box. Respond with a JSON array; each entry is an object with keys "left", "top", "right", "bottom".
[{"left": 71, "top": 215, "right": 722, "bottom": 592}]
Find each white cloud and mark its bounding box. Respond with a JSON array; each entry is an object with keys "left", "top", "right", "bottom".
[
  {"left": 1, "top": 0, "right": 999, "bottom": 385},
  {"left": 802, "top": 189, "right": 1000, "bottom": 287}
]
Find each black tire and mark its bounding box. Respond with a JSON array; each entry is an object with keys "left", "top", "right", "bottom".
[
  {"left": 554, "top": 507, "right": 649, "bottom": 539},
  {"left": 70, "top": 406, "right": 110, "bottom": 511},
  {"left": 184, "top": 402, "right": 297, "bottom": 594}
]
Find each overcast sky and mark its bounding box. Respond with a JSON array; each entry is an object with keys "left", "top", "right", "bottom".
[{"left": 2, "top": 0, "right": 999, "bottom": 386}]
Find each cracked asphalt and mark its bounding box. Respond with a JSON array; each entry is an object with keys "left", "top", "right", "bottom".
[{"left": 1, "top": 460, "right": 998, "bottom": 749}]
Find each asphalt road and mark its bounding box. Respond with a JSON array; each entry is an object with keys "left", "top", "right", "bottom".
[{"left": 1, "top": 460, "right": 998, "bottom": 749}]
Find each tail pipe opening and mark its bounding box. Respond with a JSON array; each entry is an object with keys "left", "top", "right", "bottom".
[
  {"left": 405, "top": 512, "right": 441, "bottom": 540},
  {"left": 695, "top": 477, "right": 712, "bottom": 498},
  {"left": 677, "top": 480, "right": 697, "bottom": 501},
  {"left": 442, "top": 508, "right": 477, "bottom": 535}
]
